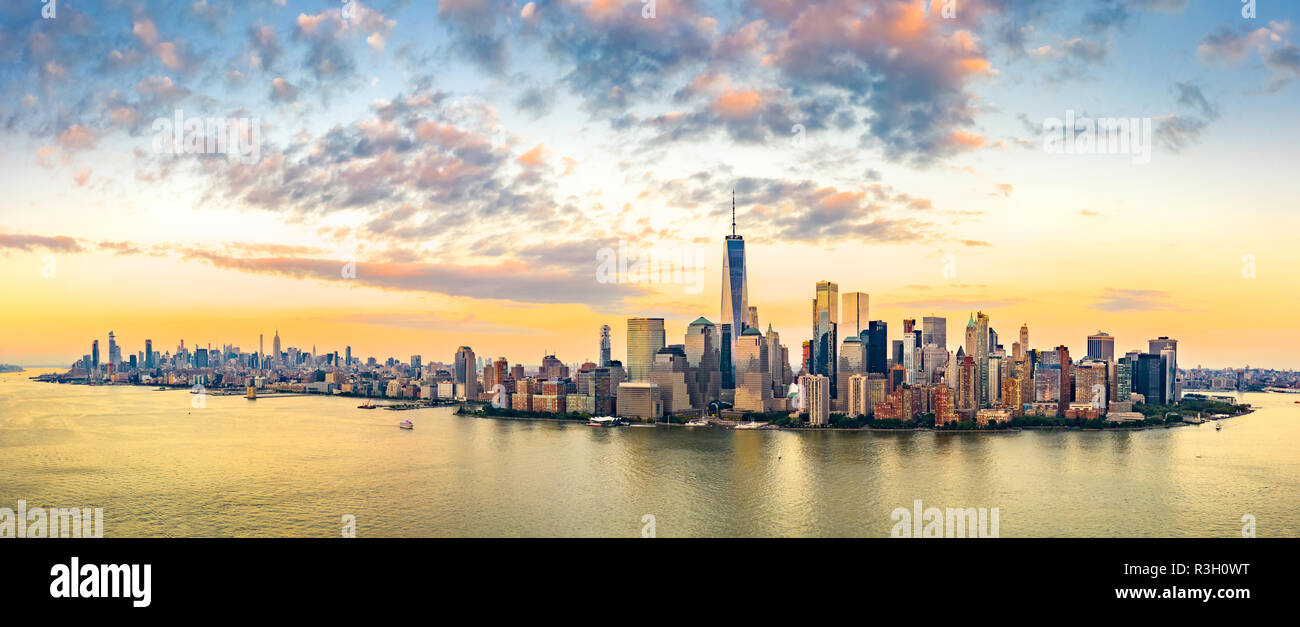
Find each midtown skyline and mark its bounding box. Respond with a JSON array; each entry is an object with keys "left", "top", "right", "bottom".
[{"left": 2, "top": 1, "right": 1299, "bottom": 368}]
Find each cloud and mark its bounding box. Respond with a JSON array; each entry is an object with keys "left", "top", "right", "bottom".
[
  {"left": 1089, "top": 288, "right": 1181, "bottom": 312},
  {"left": 0, "top": 234, "right": 84, "bottom": 253}
]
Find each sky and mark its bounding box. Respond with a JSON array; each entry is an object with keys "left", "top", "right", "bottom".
[{"left": 1, "top": 0, "right": 1298, "bottom": 370}]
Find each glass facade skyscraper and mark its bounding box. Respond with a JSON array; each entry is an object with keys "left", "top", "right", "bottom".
[
  {"left": 626, "top": 318, "right": 666, "bottom": 382},
  {"left": 721, "top": 193, "right": 748, "bottom": 393},
  {"left": 813, "top": 281, "right": 838, "bottom": 398}
]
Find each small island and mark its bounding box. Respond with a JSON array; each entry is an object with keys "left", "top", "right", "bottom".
[{"left": 0, "top": 364, "right": 24, "bottom": 373}]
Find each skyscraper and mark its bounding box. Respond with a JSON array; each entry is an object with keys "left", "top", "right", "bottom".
[
  {"left": 836, "top": 335, "right": 865, "bottom": 411},
  {"left": 865, "top": 321, "right": 888, "bottom": 374},
  {"left": 798, "top": 374, "right": 830, "bottom": 426},
  {"left": 813, "top": 281, "right": 838, "bottom": 398},
  {"left": 1149, "top": 337, "right": 1179, "bottom": 403},
  {"left": 144, "top": 339, "right": 153, "bottom": 369},
  {"left": 721, "top": 190, "right": 748, "bottom": 391},
  {"left": 975, "top": 312, "right": 990, "bottom": 407},
  {"left": 626, "top": 317, "right": 666, "bottom": 382},
  {"left": 733, "top": 328, "right": 772, "bottom": 412},
  {"left": 684, "top": 317, "right": 721, "bottom": 407},
  {"left": 92, "top": 340, "right": 99, "bottom": 370},
  {"left": 272, "top": 329, "right": 281, "bottom": 366},
  {"left": 1088, "top": 331, "right": 1115, "bottom": 362},
  {"left": 922, "top": 316, "right": 946, "bottom": 351},
  {"left": 454, "top": 346, "right": 478, "bottom": 400},
  {"left": 842, "top": 292, "right": 869, "bottom": 336},
  {"left": 599, "top": 325, "right": 612, "bottom": 367},
  {"left": 1018, "top": 324, "right": 1029, "bottom": 360}
]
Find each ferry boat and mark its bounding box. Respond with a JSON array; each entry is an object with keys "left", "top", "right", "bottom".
[
  {"left": 357, "top": 401, "right": 376, "bottom": 409},
  {"left": 398, "top": 420, "right": 414, "bottom": 430},
  {"left": 587, "top": 416, "right": 622, "bottom": 427},
  {"left": 684, "top": 419, "right": 711, "bottom": 427},
  {"left": 1215, "top": 423, "right": 1222, "bottom": 431},
  {"left": 734, "top": 421, "right": 767, "bottom": 430}
]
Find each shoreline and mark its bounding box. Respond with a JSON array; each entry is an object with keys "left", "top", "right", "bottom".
[{"left": 28, "top": 375, "right": 1259, "bottom": 434}]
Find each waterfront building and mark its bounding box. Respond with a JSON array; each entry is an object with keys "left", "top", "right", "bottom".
[
  {"left": 721, "top": 193, "right": 749, "bottom": 392},
  {"left": 766, "top": 324, "right": 785, "bottom": 398},
  {"left": 733, "top": 328, "right": 772, "bottom": 413},
  {"left": 837, "top": 336, "right": 866, "bottom": 411},
  {"left": 617, "top": 382, "right": 663, "bottom": 421},
  {"left": 684, "top": 317, "right": 721, "bottom": 408},
  {"left": 847, "top": 374, "right": 870, "bottom": 417},
  {"left": 651, "top": 346, "right": 693, "bottom": 415},
  {"left": 934, "top": 383, "right": 957, "bottom": 425},
  {"left": 798, "top": 374, "right": 830, "bottom": 426},
  {"left": 454, "top": 346, "right": 479, "bottom": 400},
  {"left": 812, "top": 281, "right": 839, "bottom": 398},
  {"left": 1149, "top": 337, "right": 1179, "bottom": 402},
  {"left": 1076, "top": 359, "right": 1109, "bottom": 411}
]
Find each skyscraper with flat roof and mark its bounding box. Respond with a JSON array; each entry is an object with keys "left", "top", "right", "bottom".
[
  {"left": 599, "top": 325, "right": 612, "bottom": 367},
  {"left": 1088, "top": 331, "right": 1115, "bottom": 362},
  {"left": 626, "top": 317, "right": 666, "bottom": 382},
  {"left": 842, "top": 292, "right": 869, "bottom": 336},
  {"left": 813, "top": 281, "right": 839, "bottom": 397},
  {"left": 922, "top": 316, "right": 946, "bottom": 351}
]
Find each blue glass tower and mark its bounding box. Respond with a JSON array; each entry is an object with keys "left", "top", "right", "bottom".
[{"left": 721, "top": 190, "right": 747, "bottom": 393}]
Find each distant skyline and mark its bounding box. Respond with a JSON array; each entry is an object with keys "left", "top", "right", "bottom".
[{"left": 2, "top": 1, "right": 1299, "bottom": 369}]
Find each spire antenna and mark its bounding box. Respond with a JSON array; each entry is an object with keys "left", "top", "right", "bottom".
[{"left": 731, "top": 189, "right": 736, "bottom": 237}]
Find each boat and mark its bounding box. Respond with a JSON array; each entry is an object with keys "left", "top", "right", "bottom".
[
  {"left": 587, "top": 416, "right": 622, "bottom": 427},
  {"left": 398, "top": 420, "right": 414, "bottom": 430},
  {"left": 734, "top": 421, "right": 767, "bottom": 430},
  {"left": 684, "top": 419, "right": 710, "bottom": 427},
  {"left": 1215, "top": 423, "right": 1222, "bottom": 431},
  {"left": 357, "top": 401, "right": 377, "bottom": 409}
]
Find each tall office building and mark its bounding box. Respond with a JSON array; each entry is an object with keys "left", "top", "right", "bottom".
[
  {"left": 1149, "top": 337, "right": 1179, "bottom": 403},
  {"left": 107, "top": 332, "right": 119, "bottom": 368},
  {"left": 747, "top": 306, "right": 759, "bottom": 330},
  {"left": 600, "top": 325, "right": 612, "bottom": 367},
  {"left": 721, "top": 191, "right": 749, "bottom": 391},
  {"left": 842, "top": 292, "right": 869, "bottom": 336},
  {"left": 91, "top": 340, "right": 99, "bottom": 370},
  {"left": 1018, "top": 324, "right": 1029, "bottom": 360},
  {"left": 684, "top": 317, "right": 721, "bottom": 407},
  {"left": 733, "top": 328, "right": 772, "bottom": 412},
  {"left": 975, "top": 312, "right": 990, "bottom": 407},
  {"left": 765, "top": 324, "right": 784, "bottom": 397},
  {"left": 836, "top": 335, "right": 865, "bottom": 411},
  {"left": 454, "top": 346, "right": 479, "bottom": 399},
  {"left": 813, "top": 281, "right": 839, "bottom": 398},
  {"left": 798, "top": 374, "right": 830, "bottom": 426},
  {"left": 271, "top": 329, "right": 281, "bottom": 366},
  {"left": 1088, "top": 331, "right": 1115, "bottom": 362},
  {"left": 626, "top": 317, "right": 666, "bottom": 382},
  {"left": 1056, "top": 346, "right": 1072, "bottom": 414},
  {"left": 864, "top": 321, "right": 888, "bottom": 374},
  {"left": 1135, "top": 353, "right": 1166, "bottom": 404},
  {"left": 922, "top": 316, "right": 946, "bottom": 351},
  {"left": 144, "top": 339, "right": 153, "bottom": 368},
  {"left": 902, "top": 332, "right": 917, "bottom": 385}
]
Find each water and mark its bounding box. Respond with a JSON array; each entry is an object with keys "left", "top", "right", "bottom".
[{"left": 2, "top": 369, "right": 1298, "bottom": 537}]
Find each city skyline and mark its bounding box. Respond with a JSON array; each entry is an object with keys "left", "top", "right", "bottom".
[{"left": 3, "top": 1, "right": 1299, "bottom": 369}]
